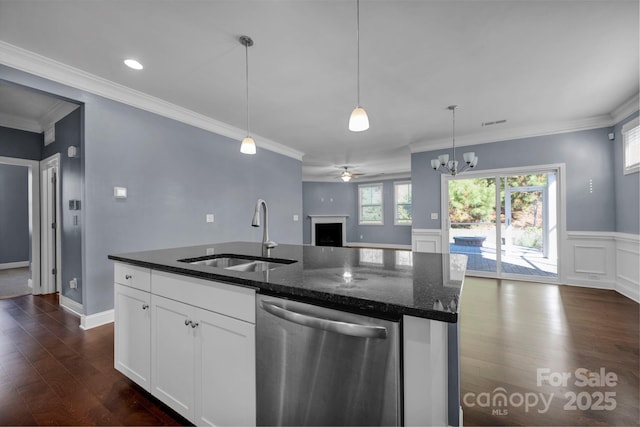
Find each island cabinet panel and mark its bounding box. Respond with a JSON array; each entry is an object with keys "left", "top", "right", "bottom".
[
  {"left": 403, "top": 315, "right": 450, "bottom": 427},
  {"left": 194, "top": 306, "right": 256, "bottom": 426},
  {"left": 114, "top": 284, "right": 151, "bottom": 391},
  {"left": 151, "top": 294, "right": 197, "bottom": 419}
]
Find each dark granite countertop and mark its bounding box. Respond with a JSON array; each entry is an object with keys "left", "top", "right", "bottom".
[{"left": 108, "top": 241, "right": 466, "bottom": 323}]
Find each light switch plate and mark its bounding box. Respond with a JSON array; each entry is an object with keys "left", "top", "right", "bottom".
[
  {"left": 293, "top": 214, "right": 299, "bottom": 221},
  {"left": 114, "top": 187, "right": 127, "bottom": 199},
  {"left": 431, "top": 213, "right": 438, "bottom": 220},
  {"left": 206, "top": 214, "right": 214, "bottom": 223}
]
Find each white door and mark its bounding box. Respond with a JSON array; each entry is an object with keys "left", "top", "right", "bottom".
[
  {"left": 40, "top": 155, "right": 61, "bottom": 294},
  {"left": 151, "top": 294, "right": 196, "bottom": 420},
  {"left": 114, "top": 284, "right": 151, "bottom": 391},
  {"left": 194, "top": 307, "right": 256, "bottom": 427}
]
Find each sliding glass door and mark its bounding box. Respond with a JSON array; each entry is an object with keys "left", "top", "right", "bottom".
[{"left": 445, "top": 168, "right": 559, "bottom": 281}]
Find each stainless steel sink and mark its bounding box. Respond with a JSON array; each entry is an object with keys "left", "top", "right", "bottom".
[{"left": 178, "top": 254, "right": 296, "bottom": 271}]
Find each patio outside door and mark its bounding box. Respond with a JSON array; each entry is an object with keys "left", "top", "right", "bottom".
[{"left": 445, "top": 167, "right": 559, "bottom": 281}]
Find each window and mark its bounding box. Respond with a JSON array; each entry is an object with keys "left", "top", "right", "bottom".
[
  {"left": 623, "top": 117, "right": 640, "bottom": 175},
  {"left": 358, "top": 183, "right": 383, "bottom": 224},
  {"left": 394, "top": 181, "right": 412, "bottom": 225}
]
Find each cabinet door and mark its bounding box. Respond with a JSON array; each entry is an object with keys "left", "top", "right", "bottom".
[
  {"left": 151, "top": 295, "right": 197, "bottom": 420},
  {"left": 114, "top": 284, "right": 151, "bottom": 391},
  {"left": 194, "top": 307, "right": 256, "bottom": 427}
]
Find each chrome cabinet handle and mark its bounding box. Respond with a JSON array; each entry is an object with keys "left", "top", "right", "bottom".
[
  {"left": 142, "top": 304, "right": 149, "bottom": 310},
  {"left": 185, "top": 319, "right": 191, "bottom": 326},
  {"left": 125, "top": 274, "right": 132, "bottom": 279},
  {"left": 190, "top": 321, "right": 199, "bottom": 328},
  {"left": 260, "top": 300, "right": 387, "bottom": 339}
]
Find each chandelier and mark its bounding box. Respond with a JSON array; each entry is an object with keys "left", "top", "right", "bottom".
[{"left": 430, "top": 105, "right": 478, "bottom": 175}]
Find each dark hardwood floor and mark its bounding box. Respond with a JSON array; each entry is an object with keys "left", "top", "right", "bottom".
[
  {"left": 460, "top": 277, "right": 639, "bottom": 426},
  {"left": 0, "top": 281, "right": 637, "bottom": 426},
  {"left": 0, "top": 294, "right": 187, "bottom": 426}
]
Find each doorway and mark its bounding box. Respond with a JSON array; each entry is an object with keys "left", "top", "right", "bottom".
[
  {"left": 443, "top": 165, "right": 563, "bottom": 282},
  {"left": 0, "top": 156, "right": 41, "bottom": 294}
]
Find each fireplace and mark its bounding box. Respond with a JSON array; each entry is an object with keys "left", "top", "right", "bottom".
[
  {"left": 315, "top": 223, "right": 343, "bottom": 247},
  {"left": 308, "top": 215, "right": 348, "bottom": 247}
]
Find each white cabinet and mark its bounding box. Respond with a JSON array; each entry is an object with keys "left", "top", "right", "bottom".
[
  {"left": 194, "top": 305, "right": 255, "bottom": 426},
  {"left": 150, "top": 293, "right": 256, "bottom": 426},
  {"left": 114, "top": 268, "right": 151, "bottom": 392},
  {"left": 114, "top": 263, "right": 256, "bottom": 426}
]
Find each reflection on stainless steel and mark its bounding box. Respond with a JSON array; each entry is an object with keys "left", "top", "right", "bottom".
[{"left": 257, "top": 295, "right": 401, "bottom": 426}]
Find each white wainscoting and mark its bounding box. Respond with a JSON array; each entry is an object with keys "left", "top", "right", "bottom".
[
  {"left": 614, "top": 233, "right": 640, "bottom": 302},
  {"left": 413, "top": 229, "right": 639, "bottom": 303},
  {"left": 411, "top": 229, "right": 443, "bottom": 253}
]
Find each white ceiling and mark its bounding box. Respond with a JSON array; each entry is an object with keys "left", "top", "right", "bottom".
[{"left": 0, "top": 0, "right": 637, "bottom": 181}]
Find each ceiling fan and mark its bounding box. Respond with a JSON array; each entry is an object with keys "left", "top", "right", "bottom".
[{"left": 338, "top": 166, "right": 364, "bottom": 182}]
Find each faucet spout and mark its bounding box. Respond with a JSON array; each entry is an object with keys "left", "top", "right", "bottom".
[{"left": 252, "top": 199, "right": 277, "bottom": 249}]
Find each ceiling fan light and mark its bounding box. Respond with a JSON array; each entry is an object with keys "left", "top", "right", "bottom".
[
  {"left": 341, "top": 174, "right": 352, "bottom": 182},
  {"left": 240, "top": 136, "right": 256, "bottom": 155},
  {"left": 349, "top": 106, "right": 369, "bottom": 132}
]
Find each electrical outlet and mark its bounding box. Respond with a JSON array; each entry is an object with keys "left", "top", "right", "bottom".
[
  {"left": 431, "top": 213, "right": 438, "bottom": 220},
  {"left": 206, "top": 214, "right": 214, "bottom": 223},
  {"left": 293, "top": 214, "right": 299, "bottom": 221},
  {"left": 206, "top": 248, "right": 215, "bottom": 255}
]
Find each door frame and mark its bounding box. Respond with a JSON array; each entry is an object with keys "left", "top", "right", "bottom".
[
  {"left": 441, "top": 163, "right": 567, "bottom": 284},
  {"left": 0, "top": 156, "right": 41, "bottom": 292},
  {"left": 40, "top": 153, "right": 62, "bottom": 294}
]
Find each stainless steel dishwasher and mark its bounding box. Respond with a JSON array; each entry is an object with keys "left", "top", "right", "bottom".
[{"left": 256, "top": 295, "right": 401, "bottom": 426}]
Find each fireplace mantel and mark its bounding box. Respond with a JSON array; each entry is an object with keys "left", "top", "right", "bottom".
[{"left": 308, "top": 215, "right": 349, "bottom": 246}]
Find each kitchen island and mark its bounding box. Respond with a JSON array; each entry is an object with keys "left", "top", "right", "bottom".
[{"left": 109, "top": 241, "right": 466, "bottom": 426}]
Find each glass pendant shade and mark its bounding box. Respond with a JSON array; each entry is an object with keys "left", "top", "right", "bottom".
[
  {"left": 430, "top": 159, "right": 440, "bottom": 170},
  {"left": 438, "top": 154, "right": 449, "bottom": 166},
  {"left": 463, "top": 152, "right": 476, "bottom": 164},
  {"left": 349, "top": 107, "right": 369, "bottom": 132},
  {"left": 240, "top": 136, "right": 256, "bottom": 155}
]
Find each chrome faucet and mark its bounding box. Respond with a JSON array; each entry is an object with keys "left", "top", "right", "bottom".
[{"left": 252, "top": 199, "right": 277, "bottom": 249}]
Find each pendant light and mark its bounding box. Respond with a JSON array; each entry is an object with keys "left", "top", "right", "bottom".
[
  {"left": 240, "top": 35, "right": 256, "bottom": 155},
  {"left": 348, "top": 0, "right": 369, "bottom": 132},
  {"left": 430, "top": 105, "right": 478, "bottom": 176}
]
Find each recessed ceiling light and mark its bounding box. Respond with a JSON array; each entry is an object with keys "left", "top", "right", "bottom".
[{"left": 124, "top": 59, "right": 143, "bottom": 70}]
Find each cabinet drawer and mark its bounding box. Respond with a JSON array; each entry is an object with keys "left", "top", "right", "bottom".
[
  {"left": 152, "top": 271, "right": 255, "bottom": 324},
  {"left": 114, "top": 263, "right": 151, "bottom": 292}
]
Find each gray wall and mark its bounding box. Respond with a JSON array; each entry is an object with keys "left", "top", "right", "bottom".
[
  {"left": 1, "top": 64, "right": 302, "bottom": 315},
  {"left": 0, "top": 125, "right": 42, "bottom": 159},
  {"left": 42, "top": 108, "right": 84, "bottom": 304},
  {"left": 302, "top": 179, "right": 412, "bottom": 246},
  {"left": 613, "top": 112, "right": 640, "bottom": 234},
  {"left": 0, "top": 164, "right": 29, "bottom": 263},
  {"left": 412, "top": 127, "right": 618, "bottom": 232}
]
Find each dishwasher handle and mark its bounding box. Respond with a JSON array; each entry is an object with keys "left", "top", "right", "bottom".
[{"left": 260, "top": 300, "right": 388, "bottom": 339}]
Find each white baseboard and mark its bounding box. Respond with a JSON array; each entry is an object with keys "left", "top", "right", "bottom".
[
  {"left": 80, "top": 309, "right": 114, "bottom": 330},
  {"left": 0, "top": 261, "right": 29, "bottom": 270},
  {"left": 60, "top": 294, "right": 83, "bottom": 317},
  {"left": 346, "top": 242, "right": 412, "bottom": 250}
]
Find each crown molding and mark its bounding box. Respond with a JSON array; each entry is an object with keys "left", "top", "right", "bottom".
[
  {"left": 611, "top": 93, "right": 640, "bottom": 123},
  {"left": 409, "top": 113, "right": 621, "bottom": 154},
  {"left": 40, "top": 100, "right": 79, "bottom": 131},
  {"left": 0, "top": 112, "right": 42, "bottom": 133},
  {"left": 0, "top": 41, "right": 304, "bottom": 161}
]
